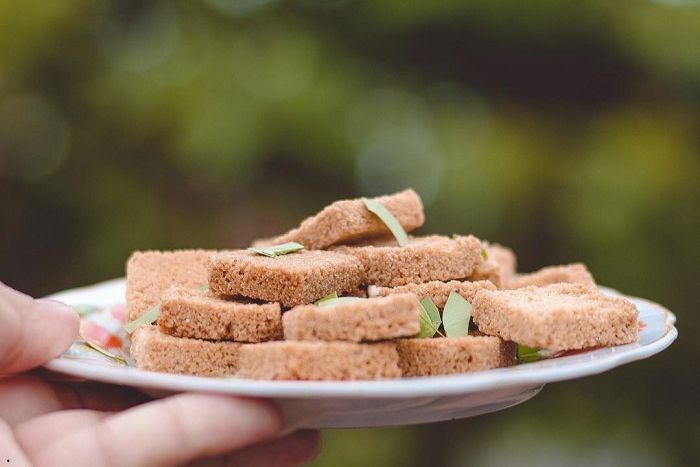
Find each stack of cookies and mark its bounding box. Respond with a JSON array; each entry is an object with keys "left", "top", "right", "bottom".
[{"left": 126, "top": 189, "right": 639, "bottom": 380}]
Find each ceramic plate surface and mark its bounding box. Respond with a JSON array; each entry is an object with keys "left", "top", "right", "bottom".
[{"left": 43, "top": 279, "right": 677, "bottom": 428}]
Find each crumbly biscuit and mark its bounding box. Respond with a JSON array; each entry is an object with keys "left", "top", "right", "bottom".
[
  {"left": 468, "top": 243, "right": 517, "bottom": 288},
  {"left": 126, "top": 250, "right": 214, "bottom": 321},
  {"left": 368, "top": 280, "right": 496, "bottom": 308},
  {"left": 282, "top": 293, "right": 420, "bottom": 342},
  {"left": 395, "top": 335, "right": 516, "bottom": 376},
  {"left": 472, "top": 283, "right": 638, "bottom": 351},
  {"left": 130, "top": 325, "right": 240, "bottom": 377},
  {"left": 252, "top": 189, "right": 424, "bottom": 250},
  {"left": 505, "top": 263, "right": 595, "bottom": 289},
  {"left": 208, "top": 249, "right": 365, "bottom": 307},
  {"left": 158, "top": 288, "right": 282, "bottom": 342},
  {"left": 236, "top": 341, "right": 402, "bottom": 380},
  {"left": 332, "top": 235, "right": 483, "bottom": 287}
]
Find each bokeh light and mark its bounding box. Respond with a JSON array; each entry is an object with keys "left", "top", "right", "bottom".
[{"left": 0, "top": 94, "right": 69, "bottom": 181}]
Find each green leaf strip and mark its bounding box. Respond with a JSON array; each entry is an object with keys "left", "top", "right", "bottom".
[
  {"left": 123, "top": 304, "right": 160, "bottom": 333},
  {"left": 516, "top": 344, "right": 545, "bottom": 363},
  {"left": 315, "top": 291, "right": 338, "bottom": 305},
  {"left": 442, "top": 291, "right": 472, "bottom": 338},
  {"left": 80, "top": 340, "right": 128, "bottom": 365},
  {"left": 362, "top": 198, "right": 409, "bottom": 246},
  {"left": 417, "top": 297, "right": 444, "bottom": 338},
  {"left": 248, "top": 242, "right": 305, "bottom": 258},
  {"left": 317, "top": 296, "right": 365, "bottom": 308}
]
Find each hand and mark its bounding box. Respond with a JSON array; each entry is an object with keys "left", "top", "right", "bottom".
[{"left": 0, "top": 282, "right": 320, "bottom": 466}]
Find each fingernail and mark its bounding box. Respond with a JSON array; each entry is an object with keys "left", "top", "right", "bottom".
[{"left": 36, "top": 298, "right": 80, "bottom": 320}]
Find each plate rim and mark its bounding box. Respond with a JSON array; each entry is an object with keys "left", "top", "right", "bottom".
[{"left": 43, "top": 278, "right": 678, "bottom": 399}]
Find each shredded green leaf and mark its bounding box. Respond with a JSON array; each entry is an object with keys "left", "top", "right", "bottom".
[
  {"left": 81, "top": 340, "right": 128, "bottom": 365},
  {"left": 417, "top": 297, "right": 444, "bottom": 338},
  {"left": 362, "top": 198, "right": 408, "bottom": 246},
  {"left": 315, "top": 291, "right": 338, "bottom": 305},
  {"left": 481, "top": 248, "right": 488, "bottom": 261},
  {"left": 123, "top": 304, "right": 160, "bottom": 333},
  {"left": 417, "top": 308, "right": 435, "bottom": 338},
  {"left": 248, "top": 242, "right": 305, "bottom": 258},
  {"left": 442, "top": 292, "right": 472, "bottom": 338},
  {"left": 517, "top": 344, "right": 545, "bottom": 363},
  {"left": 317, "top": 296, "right": 365, "bottom": 308}
]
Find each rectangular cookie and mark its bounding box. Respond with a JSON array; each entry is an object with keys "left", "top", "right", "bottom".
[
  {"left": 472, "top": 283, "right": 639, "bottom": 351},
  {"left": 486, "top": 243, "right": 517, "bottom": 277},
  {"left": 332, "top": 235, "right": 483, "bottom": 287},
  {"left": 368, "top": 280, "right": 496, "bottom": 308},
  {"left": 236, "top": 341, "right": 402, "bottom": 380},
  {"left": 395, "top": 335, "right": 516, "bottom": 377},
  {"left": 282, "top": 293, "right": 420, "bottom": 342},
  {"left": 158, "top": 287, "right": 282, "bottom": 342},
  {"left": 468, "top": 242, "right": 517, "bottom": 288},
  {"left": 208, "top": 249, "right": 365, "bottom": 307},
  {"left": 126, "top": 250, "right": 215, "bottom": 321},
  {"left": 130, "top": 325, "right": 240, "bottom": 377},
  {"left": 252, "top": 189, "right": 425, "bottom": 250},
  {"left": 505, "top": 263, "right": 595, "bottom": 289}
]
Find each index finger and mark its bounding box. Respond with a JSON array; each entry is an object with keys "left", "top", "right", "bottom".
[{"left": 20, "top": 394, "right": 284, "bottom": 467}]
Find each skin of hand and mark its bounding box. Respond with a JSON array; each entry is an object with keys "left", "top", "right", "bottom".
[{"left": 0, "top": 282, "right": 321, "bottom": 466}]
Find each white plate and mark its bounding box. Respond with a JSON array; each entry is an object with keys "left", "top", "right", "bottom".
[{"left": 44, "top": 279, "right": 677, "bottom": 428}]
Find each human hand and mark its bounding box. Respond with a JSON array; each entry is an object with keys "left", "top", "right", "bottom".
[{"left": 0, "top": 282, "right": 320, "bottom": 466}]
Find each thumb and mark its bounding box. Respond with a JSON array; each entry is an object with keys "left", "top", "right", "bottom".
[{"left": 0, "top": 282, "right": 79, "bottom": 374}]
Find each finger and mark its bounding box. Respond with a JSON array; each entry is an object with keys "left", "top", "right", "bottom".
[
  {"left": 0, "top": 282, "right": 79, "bottom": 374},
  {"left": 22, "top": 394, "right": 283, "bottom": 467},
  {"left": 0, "top": 376, "right": 149, "bottom": 426},
  {"left": 0, "top": 419, "right": 32, "bottom": 467},
  {"left": 14, "top": 410, "right": 108, "bottom": 448},
  {"left": 205, "top": 429, "right": 322, "bottom": 467}
]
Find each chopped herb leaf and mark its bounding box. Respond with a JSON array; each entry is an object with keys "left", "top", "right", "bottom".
[
  {"left": 123, "top": 304, "right": 160, "bottom": 333},
  {"left": 197, "top": 283, "right": 209, "bottom": 292},
  {"left": 362, "top": 198, "right": 408, "bottom": 246},
  {"left": 442, "top": 292, "right": 472, "bottom": 338},
  {"left": 315, "top": 291, "right": 338, "bottom": 305},
  {"left": 80, "top": 340, "right": 128, "bottom": 365},
  {"left": 248, "top": 242, "right": 305, "bottom": 257},
  {"left": 317, "top": 296, "right": 365, "bottom": 308},
  {"left": 517, "top": 344, "right": 545, "bottom": 363},
  {"left": 417, "top": 297, "right": 444, "bottom": 338},
  {"left": 417, "top": 306, "right": 436, "bottom": 338},
  {"left": 248, "top": 247, "right": 275, "bottom": 257},
  {"left": 481, "top": 248, "right": 488, "bottom": 261}
]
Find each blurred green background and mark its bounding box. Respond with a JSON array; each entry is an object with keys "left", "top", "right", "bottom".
[{"left": 1, "top": 0, "right": 698, "bottom": 465}]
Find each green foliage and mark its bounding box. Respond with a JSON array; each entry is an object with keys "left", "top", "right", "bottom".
[
  {"left": 363, "top": 197, "right": 409, "bottom": 246},
  {"left": 417, "top": 297, "right": 443, "bottom": 338},
  {"left": 316, "top": 296, "right": 365, "bottom": 308},
  {"left": 123, "top": 305, "right": 160, "bottom": 334},
  {"left": 517, "top": 344, "right": 545, "bottom": 364},
  {"left": 248, "top": 241, "right": 304, "bottom": 257},
  {"left": 80, "top": 341, "right": 128, "bottom": 365},
  {"left": 1, "top": 1, "right": 698, "bottom": 465},
  {"left": 442, "top": 291, "right": 471, "bottom": 338}
]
